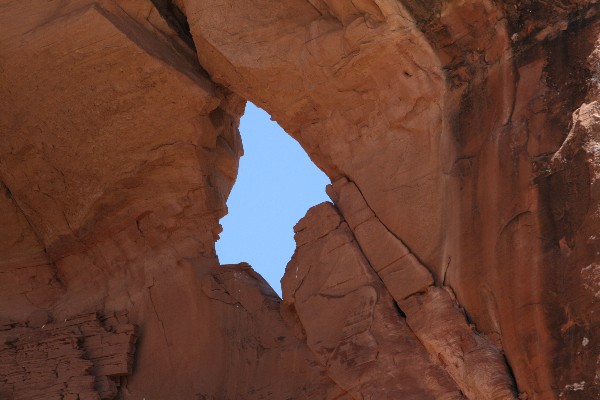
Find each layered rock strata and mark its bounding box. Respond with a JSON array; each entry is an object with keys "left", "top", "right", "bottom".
[
  {"left": 282, "top": 200, "right": 519, "bottom": 399},
  {"left": 0, "top": 0, "right": 599, "bottom": 399},
  {"left": 185, "top": 1, "right": 600, "bottom": 398},
  {"left": 327, "top": 178, "right": 516, "bottom": 399},
  {"left": 0, "top": 312, "right": 136, "bottom": 400}
]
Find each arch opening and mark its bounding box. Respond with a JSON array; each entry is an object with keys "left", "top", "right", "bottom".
[{"left": 216, "top": 102, "right": 329, "bottom": 295}]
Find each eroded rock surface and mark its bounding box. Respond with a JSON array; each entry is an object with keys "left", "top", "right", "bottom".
[
  {"left": 327, "top": 177, "right": 516, "bottom": 399},
  {"left": 282, "top": 202, "right": 465, "bottom": 399},
  {"left": 0, "top": 312, "right": 136, "bottom": 400},
  {"left": 1, "top": 0, "right": 600, "bottom": 399}
]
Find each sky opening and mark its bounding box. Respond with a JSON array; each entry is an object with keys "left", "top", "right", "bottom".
[{"left": 216, "top": 103, "right": 330, "bottom": 296}]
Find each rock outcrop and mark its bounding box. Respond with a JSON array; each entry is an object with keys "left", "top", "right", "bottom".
[
  {"left": 327, "top": 178, "right": 516, "bottom": 399},
  {"left": 1, "top": 0, "right": 599, "bottom": 399},
  {"left": 0, "top": 312, "right": 136, "bottom": 400}
]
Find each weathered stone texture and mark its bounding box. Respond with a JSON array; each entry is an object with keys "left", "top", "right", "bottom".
[
  {"left": 282, "top": 202, "right": 466, "bottom": 400},
  {"left": 1, "top": 0, "right": 599, "bottom": 399},
  {"left": 0, "top": 312, "right": 136, "bottom": 400}
]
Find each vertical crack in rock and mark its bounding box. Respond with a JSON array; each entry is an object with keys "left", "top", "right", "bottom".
[
  {"left": 147, "top": 284, "right": 170, "bottom": 349},
  {"left": 327, "top": 177, "right": 518, "bottom": 400},
  {"left": 326, "top": 178, "right": 434, "bottom": 300},
  {"left": 1, "top": 0, "right": 600, "bottom": 399},
  {"left": 282, "top": 202, "right": 466, "bottom": 399},
  {"left": 149, "top": 0, "right": 196, "bottom": 50},
  {"left": 0, "top": 179, "right": 49, "bottom": 257}
]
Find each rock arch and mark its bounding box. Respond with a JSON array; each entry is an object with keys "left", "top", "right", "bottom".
[{"left": 1, "top": 1, "right": 599, "bottom": 399}]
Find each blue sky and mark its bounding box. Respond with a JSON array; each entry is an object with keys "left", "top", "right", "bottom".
[{"left": 216, "top": 103, "right": 330, "bottom": 296}]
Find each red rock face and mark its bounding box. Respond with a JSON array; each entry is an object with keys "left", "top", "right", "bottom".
[
  {"left": 1, "top": 312, "right": 136, "bottom": 400},
  {"left": 0, "top": 1, "right": 599, "bottom": 399}
]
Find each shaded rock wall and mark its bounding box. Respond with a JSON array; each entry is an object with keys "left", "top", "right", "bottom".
[
  {"left": 0, "top": 312, "right": 136, "bottom": 400},
  {"left": 0, "top": 2, "right": 335, "bottom": 398},
  {"left": 1, "top": 0, "right": 599, "bottom": 399}
]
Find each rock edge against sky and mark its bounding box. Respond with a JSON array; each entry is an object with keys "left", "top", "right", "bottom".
[{"left": 1, "top": 1, "right": 600, "bottom": 399}]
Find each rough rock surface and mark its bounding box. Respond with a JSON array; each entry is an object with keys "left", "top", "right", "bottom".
[
  {"left": 282, "top": 202, "right": 465, "bottom": 399},
  {"left": 327, "top": 178, "right": 516, "bottom": 399},
  {"left": 1, "top": 0, "right": 600, "bottom": 399},
  {"left": 0, "top": 312, "right": 136, "bottom": 400}
]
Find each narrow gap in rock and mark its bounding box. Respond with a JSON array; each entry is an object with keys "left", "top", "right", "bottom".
[
  {"left": 150, "top": 0, "right": 196, "bottom": 50},
  {"left": 216, "top": 103, "right": 329, "bottom": 296},
  {"left": 393, "top": 301, "right": 407, "bottom": 319}
]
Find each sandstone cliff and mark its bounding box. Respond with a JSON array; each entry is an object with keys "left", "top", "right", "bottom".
[{"left": 1, "top": 1, "right": 599, "bottom": 399}]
